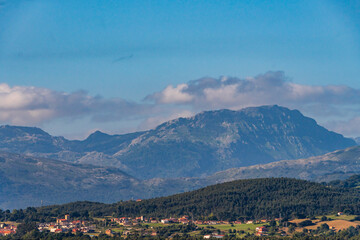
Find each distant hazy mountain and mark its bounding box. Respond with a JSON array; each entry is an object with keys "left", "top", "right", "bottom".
[
  {"left": 0, "top": 152, "right": 149, "bottom": 210},
  {"left": 0, "top": 152, "right": 204, "bottom": 210},
  {"left": 204, "top": 145, "right": 360, "bottom": 184},
  {"left": 2, "top": 146, "right": 360, "bottom": 210},
  {"left": 146, "top": 145, "right": 360, "bottom": 192},
  {"left": 0, "top": 105, "right": 355, "bottom": 179}
]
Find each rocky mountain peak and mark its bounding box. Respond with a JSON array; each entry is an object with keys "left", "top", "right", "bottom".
[
  {"left": 0, "top": 125, "right": 51, "bottom": 138},
  {"left": 85, "top": 130, "right": 110, "bottom": 141}
]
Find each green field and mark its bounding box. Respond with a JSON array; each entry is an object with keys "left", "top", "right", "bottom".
[
  {"left": 324, "top": 214, "right": 357, "bottom": 221},
  {"left": 110, "top": 228, "right": 124, "bottom": 233},
  {"left": 142, "top": 222, "right": 169, "bottom": 228}
]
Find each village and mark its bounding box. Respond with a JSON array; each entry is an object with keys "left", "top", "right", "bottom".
[
  {"left": 1, "top": 212, "right": 359, "bottom": 238},
  {"left": 106, "top": 214, "right": 280, "bottom": 237},
  {"left": 0, "top": 214, "right": 272, "bottom": 238},
  {"left": 0, "top": 223, "right": 17, "bottom": 236},
  {"left": 37, "top": 214, "right": 96, "bottom": 234}
]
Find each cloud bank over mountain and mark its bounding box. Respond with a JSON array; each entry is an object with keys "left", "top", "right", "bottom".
[
  {"left": 148, "top": 71, "right": 360, "bottom": 111},
  {"left": 1, "top": 71, "right": 359, "bottom": 137},
  {"left": 146, "top": 71, "right": 360, "bottom": 136},
  {"left": 0, "top": 83, "right": 151, "bottom": 125}
]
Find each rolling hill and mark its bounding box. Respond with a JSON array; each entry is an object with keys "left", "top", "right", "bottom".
[
  {"left": 5, "top": 178, "right": 360, "bottom": 222},
  {"left": 114, "top": 178, "right": 360, "bottom": 220}
]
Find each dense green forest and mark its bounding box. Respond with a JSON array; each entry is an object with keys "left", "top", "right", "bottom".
[
  {"left": 329, "top": 174, "right": 360, "bottom": 188},
  {"left": 1, "top": 177, "right": 360, "bottom": 222},
  {"left": 113, "top": 178, "right": 360, "bottom": 220}
]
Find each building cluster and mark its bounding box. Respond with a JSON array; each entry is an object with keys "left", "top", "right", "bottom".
[
  {"left": 111, "top": 215, "right": 193, "bottom": 225},
  {"left": 160, "top": 216, "right": 191, "bottom": 224},
  {"left": 194, "top": 220, "right": 231, "bottom": 225},
  {"left": 110, "top": 216, "right": 273, "bottom": 227},
  {"left": 0, "top": 223, "right": 17, "bottom": 236},
  {"left": 110, "top": 216, "right": 145, "bottom": 226},
  {"left": 105, "top": 228, "right": 158, "bottom": 237},
  {"left": 255, "top": 226, "right": 268, "bottom": 236},
  {"left": 203, "top": 233, "right": 225, "bottom": 239},
  {"left": 38, "top": 214, "right": 95, "bottom": 234}
]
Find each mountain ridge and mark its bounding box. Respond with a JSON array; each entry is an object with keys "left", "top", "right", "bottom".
[
  {"left": 0, "top": 105, "right": 355, "bottom": 179},
  {"left": 204, "top": 145, "right": 360, "bottom": 184}
]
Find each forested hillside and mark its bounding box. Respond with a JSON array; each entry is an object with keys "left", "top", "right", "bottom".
[
  {"left": 114, "top": 178, "right": 360, "bottom": 220},
  {"left": 329, "top": 174, "right": 360, "bottom": 188},
  {"left": 3, "top": 178, "right": 360, "bottom": 222}
]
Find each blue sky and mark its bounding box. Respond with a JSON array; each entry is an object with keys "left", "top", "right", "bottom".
[{"left": 0, "top": 0, "right": 359, "bottom": 139}]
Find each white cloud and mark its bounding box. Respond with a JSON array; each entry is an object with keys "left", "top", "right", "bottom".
[
  {"left": 0, "top": 83, "right": 150, "bottom": 125},
  {"left": 147, "top": 71, "right": 360, "bottom": 111},
  {"left": 2, "top": 71, "right": 360, "bottom": 138},
  {"left": 148, "top": 84, "right": 194, "bottom": 104}
]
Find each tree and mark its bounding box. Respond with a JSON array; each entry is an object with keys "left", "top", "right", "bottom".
[
  {"left": 297, "top": 220, "right": 313, "bottom": 227},
  {"left": 320, "top": 223, "right": 330, "bottom": 231},
  {"left": 288, "top": 224, "right": 295, "bottom": 233},
  {"left": 269, "top": 220, "right": 277, "bottom": 227},
  {"left": 16, "top": 222, "right": 38, "bottom": 237}
]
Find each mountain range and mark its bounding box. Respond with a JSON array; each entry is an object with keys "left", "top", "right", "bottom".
[
  {"left": 0, "top": 105, "right": 359, "bottom": 209},
  {"left": 0, "top": 105, "right": 355, "bottom": 179}
]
